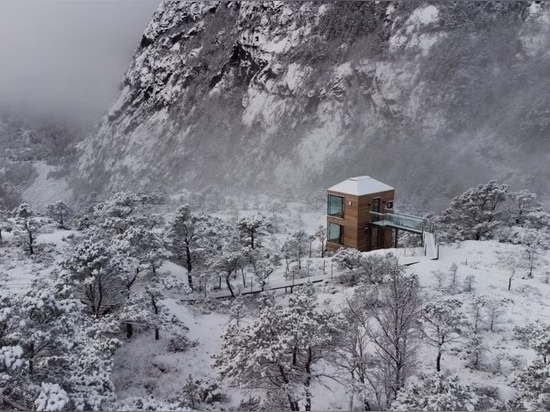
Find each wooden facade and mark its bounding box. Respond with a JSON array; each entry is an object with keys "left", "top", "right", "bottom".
[{"left": 326, "top": 177, "right": 395, "bottom": 253}]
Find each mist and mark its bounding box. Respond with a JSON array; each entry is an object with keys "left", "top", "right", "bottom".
[{"left": 0, "top": 0, "right": 161, "bottom": 125}]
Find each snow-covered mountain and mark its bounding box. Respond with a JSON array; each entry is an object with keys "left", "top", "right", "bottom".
[
  {"left": 0, "top": 111, "right": 81, "bottom": 208},
  {"left": 77, "top": 1, "right": 550, "bottom": 209}
]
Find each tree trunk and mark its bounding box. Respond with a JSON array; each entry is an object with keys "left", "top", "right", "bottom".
[
  {"left": 278, "top": 364, "right": 299, "bottom": 411},
  {"left": 305, "top": 346, "right": 313, "bottom": 411},
  {"left": 436, "top": 349, "right": 442, "bottom": 372},
  {"left": 96, "top": 275, "right": 103, "bottom": 318},
  {"left": 251, "top": 232, "right": 255, "bottom": 250},
  {"left": 27, "top": 228, "right": 34, "bottom": 255},
  {"left": 29, "top": 342, "right": 35, "bottom": 376},
  {"left": 185, "top": 244, "right": 193, "bottom": 290},
  {"left": 226, "top": 272, "right": 235, "bottom": 297},
  {"left": 152, "top": 296, "right": 160, "bottom": 340},
  {"left": 126, "top": 323, "right": 133, "bottom": 339},
  {"left": 348, "top": 372, "right": 354, "bottom": 411}
]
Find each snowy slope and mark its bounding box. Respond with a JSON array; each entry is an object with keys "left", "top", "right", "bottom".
[{"left": 106, "top": 238, "right": 550, "bottom": 409}]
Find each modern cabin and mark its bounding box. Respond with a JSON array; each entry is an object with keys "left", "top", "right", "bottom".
[{"left": 326, "top": 176, "right": 395, "bottom": 253}]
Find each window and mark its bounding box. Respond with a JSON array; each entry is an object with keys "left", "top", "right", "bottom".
[
  {"left": 327, "top": 194, "right": 344, "bottom": 218},
  {"left": 371, "top": 226, "right": 379, "bottom": 248},
  {"left": 328, "top": 223, "right": 344, "bottom": 244},
  {"left": 387, "top": 201, "right": 394, "bottom": 209}
]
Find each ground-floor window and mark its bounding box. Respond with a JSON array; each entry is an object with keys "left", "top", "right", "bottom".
[
  {"left": 328, "top": 223, "right": 344, "bottom": 244},
  {"left": 371, "top": 226, "right": 379, "bottom": 248}
]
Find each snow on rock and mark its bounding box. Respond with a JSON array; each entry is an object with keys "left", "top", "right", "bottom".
[
  {"left": 75, "top": 1, "right": 550, "bottom": 207},
  {"left": 22, "top": 162, "right": 72, "bottom": 211}
]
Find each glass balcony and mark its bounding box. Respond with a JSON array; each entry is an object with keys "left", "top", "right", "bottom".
[{"left": 370, "top": 212, "right": 433, "bottom": 233}]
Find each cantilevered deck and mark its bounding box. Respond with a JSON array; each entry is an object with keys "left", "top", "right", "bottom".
[
  {"left": 370, "top": 211, "right": 438, "bottom": 259},
  {"left": 370, "top": 211, "right": 433, "bottom": 234}
]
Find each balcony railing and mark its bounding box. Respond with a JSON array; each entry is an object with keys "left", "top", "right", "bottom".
[{"left": 370, "top": 211, "right": 433, "bottom": 233}]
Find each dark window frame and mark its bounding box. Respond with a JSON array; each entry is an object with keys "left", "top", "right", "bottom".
[
  {"left": 327, "top": 222, "right": 344, "bottom": 245},
  {"left": 327, "top": 194, "right": 344, "bottom": 218},
  {"left": 371, "top": 226, "right": 379, "bottom": 248}
]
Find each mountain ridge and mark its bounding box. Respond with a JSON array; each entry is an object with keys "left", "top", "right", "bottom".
[{"left": 76, "top": 1, "right": 550, "bottom": 210}]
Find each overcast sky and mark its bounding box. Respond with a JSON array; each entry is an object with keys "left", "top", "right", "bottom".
[{"left": 0, "top": 0, "right": 161, "bottom": 123}]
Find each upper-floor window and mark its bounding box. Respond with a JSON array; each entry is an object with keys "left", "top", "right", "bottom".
[{"left": 327, "top": 194, "right": 344, "bottom": 218}]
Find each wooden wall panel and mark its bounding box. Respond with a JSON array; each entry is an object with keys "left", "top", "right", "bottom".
[{"left": 326, "top": 189, "right": 395, "bottom": 252}]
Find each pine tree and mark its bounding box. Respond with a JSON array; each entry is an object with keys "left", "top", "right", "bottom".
[
  {"left": 13, "top": 203, "right": 41, "bottom": 255},
  {"left": 333, "top": 250, "right": 394, "bottom": 286},
  {"left": 391, "top": 373, "right": 482, "bottom": 411},
  {"left": 215, "top": 284, "right": 340, "bottom": 411},
  {"left": 439, "top": 180, "right": 509, "bottom": 241},
  {"left": 420, "top": 299, "right": 466, "bottom": 372},
  {"left": 45, "top": 201, "right": 73, "bottom": 229},
  {"left": 236, "top": 214, "right": 273, "bottom": 250},
  {"left": 61, "top": 239, "right": 128, "bottom": 318},
  {"left": 168, "top": 204, "right": 226, "bottom": 290}
]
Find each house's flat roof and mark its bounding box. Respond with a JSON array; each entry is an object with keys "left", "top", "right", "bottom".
[{"left": 328, "top": 176, "right": 394, "bottom": 196}]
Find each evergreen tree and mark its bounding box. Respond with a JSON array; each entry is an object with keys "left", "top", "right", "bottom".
[
  {"left": 45, "top": 201, "right": 73, "bottom": 229},
  {"left": 13, "top": 203, "right": 41, "bottom": 255},
  {"left": 215, "top": 284, "right": 340, "bottom": 411},
  {"left": 236, "top": 214, "right": 273, "bottom": 250},
  {"left": 439, "top": 180, "right": 509, "bottom": 241},
  {"left": 420, "top": 299, "right": 466, "bottom": 372},
  {"left": 168, "top": 204, "right": 225, "bottom": 290},
  {"left": 391, "top": 373, "right": 483, "bottom": 411},
  {"left": 61, "top": 239, "right": 128, "bottom": 318}
]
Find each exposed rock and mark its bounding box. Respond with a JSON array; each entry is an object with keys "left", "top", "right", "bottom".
[{"left": 76, "top": 1, "right": 550, "bottom": 210}]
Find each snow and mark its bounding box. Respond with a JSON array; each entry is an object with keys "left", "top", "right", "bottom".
[
  {"left": 108, "top": 85, "right": 131, "bottom": 116},
  {"left": 424, "top": 231, "right": 437, "bottom": 259},
  {"left": 407, "top": 5, "right": 439, "bottom": 32},
  {"left": 328, "top": 175, "right": 394, "bottom": 196},
  {"left": 4, "top": 193, "right": 550, "bottom": 410},
  {"left": 22, "top": 162, "right": 72, "bottom": 210}
]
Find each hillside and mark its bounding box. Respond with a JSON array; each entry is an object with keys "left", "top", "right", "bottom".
[{"left": 77, "top": 1, "right": 550, "bottom": 209}]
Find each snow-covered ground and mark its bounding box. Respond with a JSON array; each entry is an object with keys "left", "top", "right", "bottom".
[{"left": 3, "top": 199, "right": 550, "bottom": 410}]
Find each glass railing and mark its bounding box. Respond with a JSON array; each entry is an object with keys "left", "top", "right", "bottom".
[{"left": 370, "top": 212, "right": 433, "bottom": 233}]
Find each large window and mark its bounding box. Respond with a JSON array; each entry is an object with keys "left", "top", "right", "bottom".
[
  {"left": 327, "top": 194, "right": 344, "bottom": 218},
  {"left": 371, "top": 226, "right": 379, "bottom": 248},
  {"left": 328, "top": 223, "right": 344, "bottom": 245}
]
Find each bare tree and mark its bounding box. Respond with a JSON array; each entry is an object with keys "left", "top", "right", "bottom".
[
  {"left": 485, "top": 297, "right": 510, "bottom": 332},
  {"left": 432, "top": 270, "right": 447, "bottom": 291},
  {"left": 463, "top": 275, "right": 476, "bottom": 293},
  {"left": 333, "top": 289, "right": 385, "bottom": 410},
  {"left": 364, "top": 268, "right": 422, "bottom": 406},
  {"left": 314, "top": 225, "right": 327, "bottom": 258},
  {"left": 448, "top": 263, "right": 460, "bottom": 293}
]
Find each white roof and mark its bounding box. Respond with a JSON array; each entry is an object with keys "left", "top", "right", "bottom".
[{"left": 328, "top": 176, "right": 394, "bottom": 196}]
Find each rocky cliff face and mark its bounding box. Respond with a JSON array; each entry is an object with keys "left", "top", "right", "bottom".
[{"left": 77, "top": 1, "right": 550, "bottom": 209}]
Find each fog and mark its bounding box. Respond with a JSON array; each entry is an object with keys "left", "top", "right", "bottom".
[{"left": 0, "top": 0, "right": 161, "bottom": 124}]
